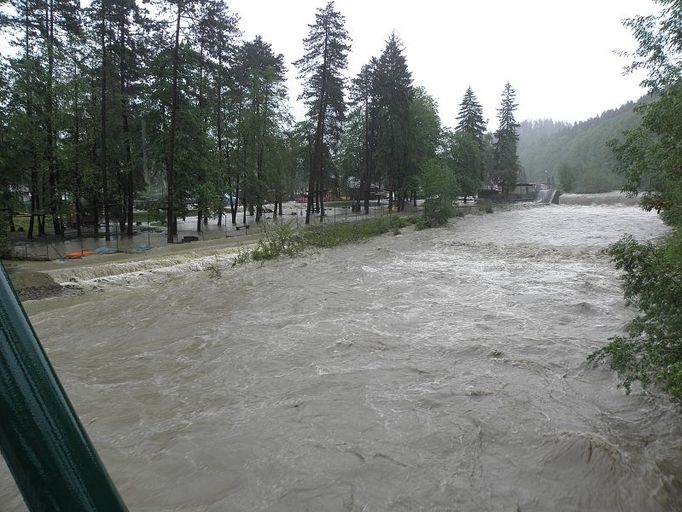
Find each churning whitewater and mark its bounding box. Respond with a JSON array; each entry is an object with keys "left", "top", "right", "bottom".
[{"left": 2, "top": 198, "right": 681, "bottom": 511}]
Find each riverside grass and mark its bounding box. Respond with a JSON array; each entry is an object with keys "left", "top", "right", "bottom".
[{"left": 232, "top": 214, "right": 417, "bottom": 266}]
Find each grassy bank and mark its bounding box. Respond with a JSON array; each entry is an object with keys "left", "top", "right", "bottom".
[{"left": 233, "top": 214, "right": 417, "bottom": 265}]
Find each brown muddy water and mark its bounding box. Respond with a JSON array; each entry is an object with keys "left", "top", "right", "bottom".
[{"left": 1, "top": 198, "right": 681, "bottom": 511}]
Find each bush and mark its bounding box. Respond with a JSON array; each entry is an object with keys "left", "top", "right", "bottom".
[
  {"left": 588, "top": 233, "right": 682, "bottom": 399},
  {"left": 419, "top": 158, "right": 459, "bottom": 228},
  {"left": 252, "top": 222, "right": 306, "bottom": 262}
]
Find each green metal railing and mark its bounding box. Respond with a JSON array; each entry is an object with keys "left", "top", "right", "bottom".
[{"left": 0, "top": 263, "right": 128, "bottom": 511}]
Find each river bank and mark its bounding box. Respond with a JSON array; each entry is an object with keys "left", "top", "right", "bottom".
[
  {"left": 2, "top": 229, "right": 262, "bottom": 300},
  {"left": 1, "top": 204, "right": 479, "bottom": 301}
]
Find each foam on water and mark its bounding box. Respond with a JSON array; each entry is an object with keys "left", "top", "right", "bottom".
[{"left": 46, "top": 247, "right": 244, "bottom": 287}]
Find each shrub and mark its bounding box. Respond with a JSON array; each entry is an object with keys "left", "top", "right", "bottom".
[{"left": 588, "top": 233, "right": 682, "bottom": 399}]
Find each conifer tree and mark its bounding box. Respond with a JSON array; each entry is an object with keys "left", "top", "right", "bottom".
[
  {"left": 233, "top": 37, "right": 287, "bottom": 223},
  {"left": 493, "top": 82, "right": 520, "bottom": 195},
  {"left": 294, "top": 1, "right": 350, "bottom": 224},
  {"left": 5, "top": 0, "right": 79, "bottom": 237},
  {"left": 349, "top": 61, "right": 377, "bottom": 214},
  {"left": 372, "top": 32, "right": 413, "bottom": 211},
  {"left": 455, "top": 86, "right": 485, "bottom": 146}
]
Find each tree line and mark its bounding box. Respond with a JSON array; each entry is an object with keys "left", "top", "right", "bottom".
[{"left": 0, "top": 0, "right": 522, "bottom": 251}]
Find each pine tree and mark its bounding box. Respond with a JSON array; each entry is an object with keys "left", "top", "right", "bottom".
[
  {"left": 372, "top": 32, "right": 413, "bottom": 211},
  {"left": 294, "top": 0, "right": 350, "bottom": 224},
  {"left": 455, "top": 86, "right": 485, "bottom": 146},
  {"left": 349, "top": 61, "right": 377, "bottom": 214},
  {"left": 493, "top": 82, "right": 520, "bottom": 195},
  {"left": 205, "top": 1, "right": 239, "bottom": 226},
  {"left": 5, "top": 0, "right": 79, "bottom": 238},
  {"left": 233, "top": 37, "right": 287, "bottom": 223}
]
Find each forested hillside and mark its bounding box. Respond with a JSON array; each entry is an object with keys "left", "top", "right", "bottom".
[{"left": 518, "top": 99, "right": 648, "bottom": 193}]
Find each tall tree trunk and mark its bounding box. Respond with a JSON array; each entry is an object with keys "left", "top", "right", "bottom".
[
  {"left": 363, "top": 93, "right": 371, "bottom": 215},
  {"left": 231, "top": 181, "right": 239, "bottom": 225},
  {"left": 306, "top": 29, "right": 329, "bottom": 225},
  {"left": 46, "top": 0, "right": 62, "bottom": 236},
  {"left": 101, "top": 9, "right": 111, "bottom": 241},
  {"left": 89, "top": 55, "right": 99, "bottom": 237},
  {"left": 73, "top": 61, "right": 82, "bottom": 237},
  {"left": 28, "top": 189, "right": 36, "bottom": 239},
  {"left": 167, "top": 2, "right": 182, "bottom": 243},
  {"left": 118, "top": 17, "right": 134, "bottom": 236},
  {"left": 92, "top": 194, "right": 99, "bottom": 236},
  {"left": 255, "top": 122, "right": 264, "bottom": 223},
  {"left": 24, "top": 0, "right": 37, "bottom": 239}
]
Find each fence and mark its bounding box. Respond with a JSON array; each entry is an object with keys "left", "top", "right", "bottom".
[{"left": 6, "top": 201, "right": 423, "bottom": 261}]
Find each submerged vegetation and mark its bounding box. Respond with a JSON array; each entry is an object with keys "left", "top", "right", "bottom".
[{"left": 589, "top": 0, "right": 682, "bottom": 400}]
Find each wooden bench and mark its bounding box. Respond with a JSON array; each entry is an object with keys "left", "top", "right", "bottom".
[{"left": 235, "top": 225, "right": 250, "bottom": 231}]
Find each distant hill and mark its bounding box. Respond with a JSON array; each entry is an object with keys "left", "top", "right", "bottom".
[{"left": 518, "top": 98, "right": 650, "bottom": 193}]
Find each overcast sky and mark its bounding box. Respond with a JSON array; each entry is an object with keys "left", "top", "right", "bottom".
[{"left": 229, "top": 0, "right": 656, "bottom": 130}]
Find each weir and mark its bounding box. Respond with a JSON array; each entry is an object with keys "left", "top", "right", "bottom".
[{"left": 536, "top": 188, "right": 560, "bottom": 204}]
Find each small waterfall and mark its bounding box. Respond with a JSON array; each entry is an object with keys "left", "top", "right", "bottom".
[{"left": 536, "top": 188, "right": 557, "bottom": 204}]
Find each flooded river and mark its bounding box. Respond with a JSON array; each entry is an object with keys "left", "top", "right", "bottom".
[{"left": 2, "top": 198, "right": 681, "bottom": 511}]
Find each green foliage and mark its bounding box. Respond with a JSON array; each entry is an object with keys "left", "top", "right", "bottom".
[
  {"left": 373, "top": 33, "right": 414, "bottom": 210},
  {"left": 455, "top": 87, "right": 486, "bottom": 146},
  {"left": 589, "top": 233, "right": 682, "bottom": 399},
  {"left": 611, "top": 82, "right": 682, "bottom": 226},
  {"left": 621, "top": 0, "right": 682, "bottom": 92},
  {"left": 304, "top": 215, "right": 410, "bottom": 247},
  {"left": 252, "top": 222, "right": 306, "bottom": 261},
  {"left": 409, "top": 87, "right": 441, "bottom": 173},
  {"left": 294, "top": 1, "right": 350, "bottom": 223},
  {"left": 419, "top": 158, "right": 457, "bottom": 228},
  {"left": 445, "top": 130, "right": 482, "bottom": 198}
]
